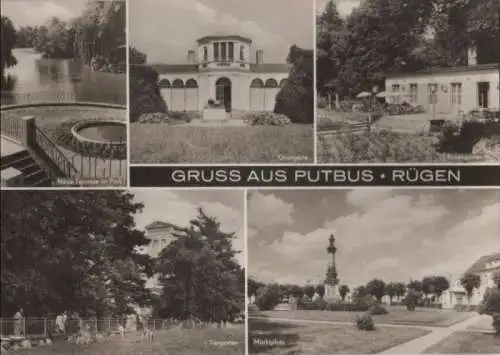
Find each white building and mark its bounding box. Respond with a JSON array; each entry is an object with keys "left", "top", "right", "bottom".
[
  {"left": 385, "top": 62, "right": 500, "bottom": 117},
  {"left": 151, "top": 35, "right": 290, "bottom": 114},
  {"left": 442, "top": 252, "right": 500, "bottom": 309}
]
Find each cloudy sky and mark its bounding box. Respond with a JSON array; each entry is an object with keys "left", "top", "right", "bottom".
[
  {"left": 248, "top": 189, "right": 500, "bottom": 288},
  {"left": 1, "top": 0, "right": 85, "bottom": 28},
  {"left": 131, "top": 189, "right": 245, "bottom": 266},
  {"left": 316, "top": 0, "right": 360, "bottom": 15},
  {"left": 129, "top": 0, "right": 314, "bottom": 64}
]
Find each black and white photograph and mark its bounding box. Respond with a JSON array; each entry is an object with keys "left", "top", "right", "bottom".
[
  {"left": 129, "top": 0, "right": 314, "bottom": 164},
  {"left": 1, "top": 0, "right": 127, "bottom": 187},
  {"left": 316, "top": 0, "right": 500, "bottom": 163},
  {"left": 0, "top": 189, "right": 245, "bottom": 355},
  {"left": 247, "top": 189, "right": 500, "bottom": 354}
]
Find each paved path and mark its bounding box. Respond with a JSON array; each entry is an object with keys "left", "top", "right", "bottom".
[
  {"left": 1, "top": 136, "right": 25, "bottom": 157},
  {"left": 378, "top": 314, "right": 483, "bottom": 354}
]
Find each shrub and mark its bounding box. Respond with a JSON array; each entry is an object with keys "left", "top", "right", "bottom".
[
  {"left": 312, "top": 297, "right": 327, "bottom": 310},
  {"left": 297, "top": 295, "right": 312, "bottom": 310},
  {"left": 255, "top": 284, "right": 282, "bottom": 311},
  {"left": 243, "top": 112, "right": 291, "bottom": 126},
  {"left": 453, "top": 304, "right": 479, "bottom": 312},
  {"left": 355, "top": 313, "right": 375, "bottom": 331},
  {"left": 317, "top": 96, "right": 328, "bottom": 108},
  {"left": 129, "top": 65, "right": 167, "bottom": 122},
  {"left": 138, "top": 112, "right": 170, "bottom": 123},
  {"left": 273, "top": 45, "right": 313, "bottom": 124}
]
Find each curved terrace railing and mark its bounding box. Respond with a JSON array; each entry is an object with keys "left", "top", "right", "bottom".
[
  {"left": 34, "top": 126, "right": 78, "bottom": 178},
  {"left": 1, "top": 90, "right": 125, "bottom": 107}
]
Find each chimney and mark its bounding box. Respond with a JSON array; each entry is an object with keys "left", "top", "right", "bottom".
[
  {"left": 467, "top": 47, "right": 477, "bottom": 66},
  {"left": 187, "top": 50, "right": 195, "bottom": 65},
  {"left": 256, "top": 49, "right": 263, "bottom": 65}
]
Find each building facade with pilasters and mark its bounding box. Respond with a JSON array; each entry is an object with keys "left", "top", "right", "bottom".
[{"left": 151, "top": 35, "right": 290, "bottom": 114}]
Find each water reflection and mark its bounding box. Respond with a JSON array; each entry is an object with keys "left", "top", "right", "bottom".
[{"left": 1, "top": 48, "right": 126, "bottom": 106}]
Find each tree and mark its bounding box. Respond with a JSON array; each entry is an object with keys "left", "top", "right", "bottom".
[
  {"left": 315, "top": 284, "right": 326, "bottom": 299},
  {"left": 460, "top": 273, "right": 481, "bottom": 303},
  {"left": 430, "top": 276, "right": 450, "bottom": 304},
  {"left": 353, "top": 286, "right": 367, "bottom": 301},
  {"left": 248, "top": 278, "right": 263, "bottom": 297},
  {"left": 291, "top": 285, "right": 305, "bottom": 298},
  {"left": 408, "top": 280, "right": 423, "bottom": 292},
  {"left": 339, "top": 285, "right": 350, "bottom": 302},
  {"left": 255, "top": 284, "right": 281, "bottom": 311},
  {"left": 1, "top": 16, "right": 17, "bottom": 87},
  {"left": 129, "top": 64, "right": 168, "bottom": 122},
  {"left": 1, "top": 190, "right": 153, "bottom": 317},
  {"left": 155, "top": 209, "right": 243, "bottom": 323},
  {"left": 274, "top": 45, "right": 314, "bottom": 124},
  {"left": 303, "top": 285, "right": 316, "bottom": 299},
  {"left": 366, "top": 279, "right": 386, "bottom": 302},
  {"left": 385, "top": 283, "right": 399, "bottom": 305}
]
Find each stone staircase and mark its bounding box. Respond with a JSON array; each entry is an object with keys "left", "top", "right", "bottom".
[{"left": 1, "top": 149, "right": 52, "bottom": 187}]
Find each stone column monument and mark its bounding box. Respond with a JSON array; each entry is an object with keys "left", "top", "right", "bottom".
[{"left": 324, "top": 233, "right": 340, "bottom": 301}]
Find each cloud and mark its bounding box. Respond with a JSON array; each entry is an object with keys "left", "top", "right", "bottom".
[
  {"left": 316, "top": 0, "right": 361, "bottom": 16},
  {"left": 1, "top": 0, "right": 77, "bottom": 28},
  {"left": 248, "top": 192, "right": 295, "bottom": 229}
]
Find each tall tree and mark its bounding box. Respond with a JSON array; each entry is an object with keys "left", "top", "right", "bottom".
[
  {"left": 315, "top": 284, "right": 326, "bottom": 299},
  {"left": 1, "top": 16, "right": 17, "bottom": 86},
  {"left": 1, "top": 190, "right": 153, "bottom": 317},
  {"left": 339, "top": 285, "right": 350, "bottom": 301},
  {"left": 303, "top": 285, "right": 316, "bottom": 299},
  {"left": 366, "top": 279, "right": 387, "bottom": 302},
  {"left": 460, "top": 273, "right": 481, "bottom": 303}
]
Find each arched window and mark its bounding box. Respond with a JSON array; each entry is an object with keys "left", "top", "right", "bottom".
[
  {"left": 240, "top": 46, "right": 244, "bottom": 61},
  {"left": 203, "top": 46, "right": 208, "bottom": 61},
  {"left": 172, "top": 79, "right": 184, "bottom": 88},
  {"left": 250, "top": 78, "right": 264, "bottom": 88},
  {"left": 158, "top": 78, "right": 171, "bottom": 88},
  {"left": 265, "top": 79, "right": 278, "bottom": 88},
  {"left": 185, "top": 79, "right": 199, "bottom": 88},
  {"left": 279, "top": 79, "right": 287, "bottom": 87}
]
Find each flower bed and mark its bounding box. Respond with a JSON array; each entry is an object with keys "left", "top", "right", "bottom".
[
  {"left": 53, "top": 119, "right": 126, "bottom": 159},
  {"left": 242, "top": 112, "right": 291, "bottom": 126}
]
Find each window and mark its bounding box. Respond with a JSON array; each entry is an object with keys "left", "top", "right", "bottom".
[
  {"left": 240, "top": 46, "right": 245, "bottom": 61},
  {"left": 221, "top": 42, "right": 227, "bottom": 60},
  {"left": 391, "top": 84, "right": 400, "bottom": 104},
  {"left": 203, "top": 46, "right": 208, "bottom": 61},
  {"left": 477, "top": 82, "right": 490, "bottom": 108},
  {"left": 409, "top": 83, "right": 418, "bottom": 104},
  {"left": 451, "top": 83, "right": 462, "bottom": 105},
  {"left": 228, "top": 42, "right": 234, "bottom": 60},
  {"left": 428, "top": 83, "right": 438, "bottom": 105},
  {"left": 213, "top": 43, "right": 219, "bottom": 61},
  {"left": 456, "top": 295, "right": 463, "bottom": 305}
]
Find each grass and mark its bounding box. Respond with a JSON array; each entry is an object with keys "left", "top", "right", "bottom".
[
  {"left": 1, "top": 106, "right": 127, "bottom": 185},
  {"left": 249, "top": 318, "right": 430, "bottom": 354},
  {"left": 423, "top": 331, "right": 500, "bottom": 353},
  {"left": 317, "top": 130, "right": 494, "bottom": 163},
  {"left": 130, "top": 124, "right": 314, "bottom": 163},
  {"left": 16, "top": 327, "right": 245, "bottom": 355},
  {"left": 255, "top": 307, "right": 473, "bottom": 327}
]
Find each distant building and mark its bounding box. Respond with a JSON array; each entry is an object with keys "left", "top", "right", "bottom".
[
  {"left": 150, "top": 35, "right": 290, "bottom": 114},
  {"left": 442, "top": 252, "right": 500, "bottom": 308},
  {"left": 385, "top": 49, "right": 499, "bottom": 116}
]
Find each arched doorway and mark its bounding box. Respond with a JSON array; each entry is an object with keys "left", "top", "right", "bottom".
[{"left": 216, "top": 77, "right": 232, "bottom": 112}]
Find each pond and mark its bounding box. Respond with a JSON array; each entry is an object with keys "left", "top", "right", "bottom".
[
  {"left": 1, "top": 48, "right": 126, "bottom": 106},
  {"left": 77, "top": 122, "right": 127, "bottom": 143}
]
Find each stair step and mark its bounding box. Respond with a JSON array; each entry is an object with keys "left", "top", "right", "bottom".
[
  {"left": 1, "top": 153, "right": 32, "bottom": 170},
  {"left": 33, "top": 177, "right": 52, "bottom": 187}
]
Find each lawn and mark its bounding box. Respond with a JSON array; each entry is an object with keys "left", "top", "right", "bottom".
[
  {"left": 423, "top": 331, "right": 500, "bottom": 353},
  {"left": 255, "top": 308, "right": 473, "bottom": 327},
  {"left": 130, "top": 124, "right": 314, "bottom": 163},
  {"left": 1, "top": 106, "right": 127, "bottom": 185},
  {"left": 249, "top": 318, "right": 429, "bottom": 354},
  {"left": 16, "top": 327, "right": 245, "bottom": 355}
]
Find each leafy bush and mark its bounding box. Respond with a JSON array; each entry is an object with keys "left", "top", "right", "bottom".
[
  {"left": 297, "top": 295, "right": 312, "bottom": 310},
  {"left": 255, "top": 284, "right": 282, "bottom": 311},
  {"left": 436, "top": 119, "right": 500, "bottom": 153},
  {"left": 355, "top": 313, "right": 375, "bottom": 331},
  {"left": 317, "top": 96, "right": 328, "bottom": 108},
  {"left": 312, "top": 297, "right": 327, "bottom": 310},
  {"left": 129, "top": 65, "right": 167, "bottom": 122},
  {"left": 138, "top": 112, "right": 170, "bottom": 123},
  {"left": 274, "top": 45, "right": 313, "bottom": 124},
  {"left": 243, "top": 112, "right": 291, "bottom": 126},
  {"left": 453, "top": 305, "right": 479, "bottom": 312}
]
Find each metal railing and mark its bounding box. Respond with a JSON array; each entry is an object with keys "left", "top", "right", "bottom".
[
  {"left": 0, "top": 114, "right": 24, "bottom": 141},
  {"left": 35, "top": 127, "right": 78, "bottom": 178},
  {"left": 1, "top": 90, "right": 125, "bottom": 107}
]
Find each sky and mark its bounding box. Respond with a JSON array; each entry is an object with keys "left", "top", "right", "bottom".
[
  {"left": 248, "top": 189, "right": 500, "bottom": 288},
  {"left": 0, "top": 0, "right": 86, "bottom": 28},
  {"left": 131, "top": 189, "right": 245, "bottom": 266},
  {"left": 316, "top": 0, "right": 361, "bottom": 16},
  {"left": 129, "top": 0, "right": 314, "bottom": 64}
]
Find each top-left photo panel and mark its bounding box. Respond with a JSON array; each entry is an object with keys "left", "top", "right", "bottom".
[
  {"left": 129, "top": 0, "right": 314, "bottom": 164},
  {"left": 1, "top": 0, "right": 127, "bottom": 187}
]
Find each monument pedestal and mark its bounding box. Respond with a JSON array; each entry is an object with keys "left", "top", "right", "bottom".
[
  {"left": 324, "top": 284, "right": 341, "bottom": 302},
  {"left": 202, "top": 108, "right": 228, "bottom": 121}
]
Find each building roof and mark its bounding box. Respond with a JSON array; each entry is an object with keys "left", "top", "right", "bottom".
[
  {"left": 149, "top": 63, "right": 290, "bottom": 75},
  {"left": 197, "top": 35, "right": 252, "bottom": 44},
  {"left": 465, "top": 252, "right": 500, "bottom": 274},
  {"left": 144, "top": 220, "right": 177, "bottom": 231},
  {"left": 386, "top": 63, "right": 500, "bottom": 79}
]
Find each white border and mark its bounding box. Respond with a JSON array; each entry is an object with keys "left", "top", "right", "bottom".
[
  {"left": 312, "top": 0, "right": 318, "bottom": 164},
  {"left": 125, "top": 0, "right": 131, "bottom": 188},
  {"left": 243, "top": 188, "right": 249, "bottom": 355}
]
